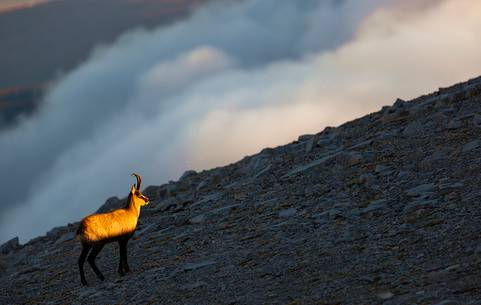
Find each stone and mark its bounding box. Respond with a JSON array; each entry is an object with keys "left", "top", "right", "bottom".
[
  {"left": 189, "top": 214, "right": 206, "bottom": 224},
  {"left": 393, "top": 98, "right": 406, "bottom": 108},
  {"left": 179, "top": 170, "right": 197, "bottom": 181},
  {"left": 374, "top": 164, "right": 388, "bottom": 174},
  {"left": 196, "top": 180, "right": 208, "bottom": 192},
  {"left": 447, "top": 119, "right": 462, "bottom": 130},
  {"left": 376, "top": 291, "right": 394, "bottom": 300},
  {"left": 297, "top": 134, "right": 314, "bottom": 142},
  {"left": 361, "top": 199, "right": 387, "bottom": 214},
  {"left": 0, "top": 237, "right": 20, "bottom": 254},
  {"left": 179, "top": 281, "right": 207, "bottom": 290},
  {"left": 278, "top": 208, "right": 297, "bottom": 218},
  {"left": 433, "top": 300, "right": 460, "bottom": 305},
  {"left": 462, "top": 140, "right": 481, "bottom": 152},
  {"left": 96, "top": 196, "right": 123, "bottom": 213},
  {"left": 405, "top": 183, "right": 436, "bottom": 197},
  {"left": 182, "top": 260, "right": 216, "bottom": 271},
  {"left": 403, "top": 120, "right": 423, "bottom": 136},
  {"left": 473, "top": 114, "right": 481, "bottom": 127},
  {"left": 305, "top": 136, "right": 315, "bottom": 153},
  {"left": 345, "top": 152, "right": 364, "bottom": 166},
  {"left": 54, "top": 232, "right": 74, "bottom": 245}
]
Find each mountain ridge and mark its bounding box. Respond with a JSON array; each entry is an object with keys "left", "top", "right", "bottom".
[{"left": 1, "top": 75, "right": 481, "bottom": 304}]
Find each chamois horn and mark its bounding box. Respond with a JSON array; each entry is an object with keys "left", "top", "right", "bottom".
[{"left": 131, "top": 173, "right": 142, "bottom": 190}]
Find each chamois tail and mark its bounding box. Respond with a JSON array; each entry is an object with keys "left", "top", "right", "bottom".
[{"left": 75, "top": 222, "right": 84, "bottom": 241}]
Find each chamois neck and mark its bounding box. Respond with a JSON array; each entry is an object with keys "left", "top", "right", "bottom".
[{"left": 126, "top": 195, "right": 141, "bottom": 217}]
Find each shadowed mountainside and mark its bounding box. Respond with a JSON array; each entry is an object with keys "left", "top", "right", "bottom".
[
  {"left": 1, "top": 76, "right": 481, "bottom": 304},
  {"left": 0, "top": 0, "right": 208, "bottom": 88},
  {"left": 0, "top": 0, "right": 209, "bottom": 127}
]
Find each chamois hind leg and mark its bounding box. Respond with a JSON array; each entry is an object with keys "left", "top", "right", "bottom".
[
  {"left": 118, "top": 239, "right": 130, "bottom": 275},
  {"left": 78, "top": 244, "right": 92, "bottom": 286},
  {"left": 118, "top": 240, "right": 125, "bottom": 276},
  {"left": 87, "top": 244, "right": 105, "bottom": 281}
]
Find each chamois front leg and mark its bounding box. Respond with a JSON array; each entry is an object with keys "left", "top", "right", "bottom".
[
  {"left": 78, "top": 245, "right": 92, "bottom": 286},
  {"left": 87, "top": 244, "right": 105, "bottom": 281},
  {"left": 118, "top": 239, "right": 130, "bottom": 275}
]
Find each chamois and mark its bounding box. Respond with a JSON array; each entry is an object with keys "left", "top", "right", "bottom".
[{"left": 76, "top": 173, "right": 149, "bottom": 286}]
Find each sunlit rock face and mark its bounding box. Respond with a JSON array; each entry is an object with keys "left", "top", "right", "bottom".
[{"left": 1, "top": 76, "right": 481, "bottom": 304}]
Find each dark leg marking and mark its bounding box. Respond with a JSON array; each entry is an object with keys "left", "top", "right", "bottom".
[
  {"left": 118, "top": 240, "right": 125, "bottom": 276},
  {"left": 87, "top": 244, "right": 105, "bottom": 281},
  {"left": 78, "top": 245, "right": 92, "bottom": 286},
  {"left": 123, "top": 240, "right": 131, "bottom": 273},
  {"left": 119, "top": 239, "right": 131, "bottom": 275}
]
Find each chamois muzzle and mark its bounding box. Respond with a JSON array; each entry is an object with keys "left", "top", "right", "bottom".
[{"left": 131, "top": 173, "right": 142, "bottom": 190}]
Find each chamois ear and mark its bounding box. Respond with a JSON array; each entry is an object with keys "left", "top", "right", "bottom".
[{"left": 130, "top": 185, "right": 136, "bottom": 193}]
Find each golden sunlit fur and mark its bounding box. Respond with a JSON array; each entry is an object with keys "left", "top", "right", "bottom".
[
  {"left": 77, "top": 185, "right": 148, "bottom": 244},
  {"left": 76, "top": 173, "right": 149, "bottom": 286}
]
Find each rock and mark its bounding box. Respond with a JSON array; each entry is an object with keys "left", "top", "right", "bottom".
[
  {"left": 374, "top": 164, "right": 388, "bottom": 174},
  {"left": 297, "top": 134, "right": 314, "bottom": 142},
  {"left": 345, "top": 152, "right": 365, "bottom": 166},
  {"left": 179, "top": 170, "right": 197, "bottom": 181},
  {"left": 447, "top": 119, "right": 462, "bottom": 130},
  {"left": 189, "top": 214, "right": 206, "bottom": 224},
  {"left": 211, "top": 204, "right": 240, "bottom": 217},
  {"left": 244, "top": 153, "right": 270, "bottom": 174},
  {"left": 179, "top": 281, "right": 207, "bottom": 290},
  {"left": 376, "top": 291, "right": 394, "bottom": 300},
  {"left": 393, "top": 98, "right": 406, "bottom": 108},
  {"left": 54, "top": 232, "right": 74, "bottom": 245},
  {"left": 195, "top": 180, "right": 208, "bottom": 192},
  {"left": 96, "top": 196, "right": 123, "bottom": 213},
  {"left": 358, "top": 173, "right": 374, "bottom": 184},
  {"left": 462, "top": 140, "right": 481, "bottom": 152},
  {"left": 438, "top": 181, "right": 464, "bottom": 190},
  {"left": 433, "top": 300, "right": 460, "bottom": 305},
  {"left": 304, "top": 184, "right": 323, "bottom": 196},
  {"left": 405, "top": 183, "right": 436, "bottom": 197},
  {"left": 403, "top": 120, "right": 423, "bottom": 136},
  {"left": 338, "top": 150, "right": 374, "bottom": 168},
  {"left": 473, "top": 114, "right": 481, "bottom": 127},
  {"left": 278, "top": 208, "right": 297, "bottom": 218},
  {"left": 305, "top": 136, "right": 316, "bottom": 153},
  {"left": 0, "top": 237, "right": 20, "bottom": 254},
  {"left": 361, "top": 198, "right": 387, "bottom": 214},
  {"left": 182, "top": 260, "right": 216, "bottom": 272}
]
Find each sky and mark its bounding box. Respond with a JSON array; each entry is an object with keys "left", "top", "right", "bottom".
[{"left": 1, "top": 0, "right": 481, "bottom": 243}]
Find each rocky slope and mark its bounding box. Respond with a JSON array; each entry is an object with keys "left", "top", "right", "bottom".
[{"left": 1, "top": 76, "right": 481, "bottom": 304}]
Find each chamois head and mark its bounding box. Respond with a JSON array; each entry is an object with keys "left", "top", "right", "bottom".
[{"left": 130, "top": 173, "right": 149, "bottom": 206}]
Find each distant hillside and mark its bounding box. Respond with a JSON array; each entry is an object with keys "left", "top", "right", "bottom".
[
  {"left": 0, "top": 0, "right": 209, "bottom": 126},
  {"left": 0, "top": 0, "right": 208, "bottom": 88},
  {"left": 1, "top": 76, "right": 481, "bottom": 304}
]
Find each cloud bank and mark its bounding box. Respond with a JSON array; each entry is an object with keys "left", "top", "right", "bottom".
[{"left": 1, "top": 0, "right": 481, "bottom": 243}]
